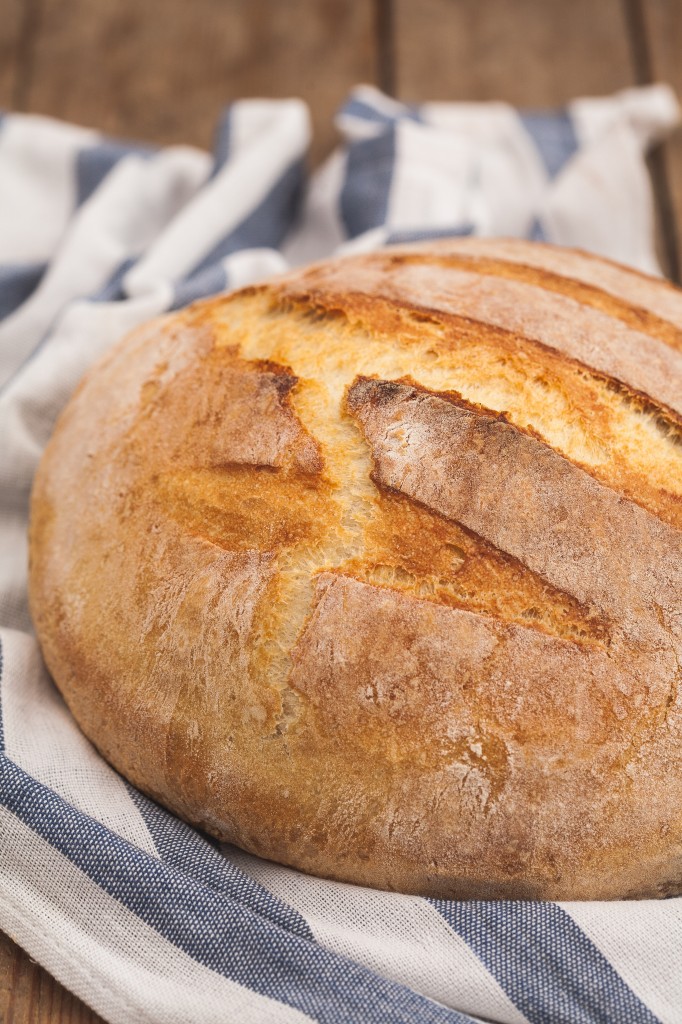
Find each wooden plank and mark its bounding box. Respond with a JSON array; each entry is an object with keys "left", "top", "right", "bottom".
[
  {"left": 17, "top": 0, "right": 377, "bottom": 163},
  {"left": 635, "top": 0, "right": 682, "bottom": 279},
  {"left": 393, "top": 0, "right": 636, "bottom": 105},
  {"left": 0, "top": 929, "right": 104, "bottom": 1024},
  {"left": 0, "top": 0, "right": 26, "bottom": 109}
]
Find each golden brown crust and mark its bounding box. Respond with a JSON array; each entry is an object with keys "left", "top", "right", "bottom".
[
  {"left": 423, "top": 237, "right": 682, "bottom": 330},
  {"left": 28, "top": 240, "right": 682, "bottom": 900},
  {"left": 346, "top": 376, "right": 682, "bottom": 645},
  {"left": 393, "top": 242, "right": 682, "bottom": 351},
  {"left": 276, "top": 252, "right": 682, "bottom": 417}
]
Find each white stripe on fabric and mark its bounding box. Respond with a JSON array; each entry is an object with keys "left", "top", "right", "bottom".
[
  {"left": 0, "top": 114, "right": 96, "bottom": 264},
  {"left": 569, "top": 84, "right": 679, "bottom": 150},
  {"left": 124, "top": 100, "right": 308, "bottom": 297},
  {"left": 0, "top": 150, "right": 201, "bottom": 385},
  {"left": 390, "top": 114, "right": 545, "bottom": 240},
  {"left": 540, "top": 120, "right": 659, "bottom": 275},
  {"left": 421, "top": 100, "right": 528, "bottom": 146},
  {"left": 177, "top": 159, "right": 302, "bottom": 289},
  {"left": 336, "top": 226, "right": 390, "bottom": 256},
  {"left": 228, "top": 99, "right": 302, "bottom": 159},
  {"left": 284, "top": 150, "right": 348, "bottom": 266},
  {"left": 76, "top": 139, "right": 153, "bottom": 207},
  {"left": 388, "top": 121, "right": 479, "bottom": 234},
  {"left": 229, "top": 850, "right": 528, "bottom": 1024},
  {"left": 0, "top": 292, "right": 170, "bottom": 479},
  {"left": 223, "top": 248, "right": 288, "bottom": 290},
  {"left": 564, "top": 902, "right": 682, "bottom": 1024},
  {"left": 1, "top": 629, "right": 158, "bottom": 856},
  {"left": 0, "top": 525, "right": 30, "bottom": 636},
  {"left": 0, "top": 807, "right": 313, "bottom": 1024}
]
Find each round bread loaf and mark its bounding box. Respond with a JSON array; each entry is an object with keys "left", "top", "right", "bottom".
[{"left": 29, "top": 239, "right": 682, "bottom": 900}]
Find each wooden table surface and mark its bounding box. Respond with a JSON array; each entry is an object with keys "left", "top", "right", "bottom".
[{"left": 1, "top": 0, "right": 681, "bottom": 1020}]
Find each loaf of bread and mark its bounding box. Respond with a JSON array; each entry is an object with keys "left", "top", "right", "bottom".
[{"left": 29, "top": 239, "right": 682, "bottom": 900}]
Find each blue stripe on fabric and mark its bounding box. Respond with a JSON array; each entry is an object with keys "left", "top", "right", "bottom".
[
  {"left": 127, "top": 785, "right": 311, "bottom": 941},
  {"left": 340, "top": 127, "right": 396, "bottom": 239},
  {"left": 386, "top": 224, "right": 474, "bottom": 246},
  {"left": 89, "top": 256, "right": 137, "bottom": 303},
  {"left": 519, "top": 110, "right": 578, "bottom": 180},
  {"left": 432, "top": 900, "right": 660, "bottom": 1024},
  {"left": 171, "top": 262, "right": 228, "bottom": 310},
  {"left": 0, "top": 256, "right": 140, "bottom": 400},
  {"left": 0, "top": 637, "right": 4, "bottom": 751},
  {"left": 341, "top": 97, "right": 423, "bottom": 126},
  {"left": 211, "top": 107, "right": 232, "bottom": 178},
  {"left": 0, "top": 751, "right": 472, "bottom": 1019},
  {"left": 186, "top": 159, "right": 304, "bottom": 281},
  {"left": 0, "top": 262, "right": 46, "bottom": 321},
  {"left": 76, "top": 139, "right": 155, "bottom": 206},
  {"left": 528, "top": 217, "right": 548, "bottom": 242}
]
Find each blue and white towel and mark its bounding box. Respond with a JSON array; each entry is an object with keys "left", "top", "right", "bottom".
[{"left": 1, "top": 84, "right": 681, "bottom": 1024}]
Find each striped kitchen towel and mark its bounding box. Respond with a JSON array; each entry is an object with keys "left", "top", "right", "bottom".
[{"left": 1, "top": 83, "right": 681, "bottom": 1024}]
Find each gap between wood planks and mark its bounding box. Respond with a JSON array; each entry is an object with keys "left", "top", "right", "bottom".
[
  {"left": 622, "top": 0, "right": 680, "bottom": 282},
  {"left": 10, "top": 0, "right": 42, "bottom": 111},
  {"left": 374, "top": 0, "right": 396, "bottom": 97}
]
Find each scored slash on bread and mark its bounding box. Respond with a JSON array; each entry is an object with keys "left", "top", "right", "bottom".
[{"left": 28, "top": 239, "right": 682, "bottom": 900}]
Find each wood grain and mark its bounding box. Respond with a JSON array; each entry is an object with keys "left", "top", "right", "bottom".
[
  {"left": 0, "top": 0, "right": 26, "bottom": 109},
  {"left": 393, "top": 0, "right": 635, "bottom": 105},
  {"left": 635, "top": 0, "right": 682, "bottom": 278},
  {"left": 15, "top": 0, "right": 377, "bottom": 163},
  {"left": 0, "top": 930, "right": 103, "bottom": 1024}
]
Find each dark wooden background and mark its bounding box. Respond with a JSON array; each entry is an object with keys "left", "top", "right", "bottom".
[{"left": 1, "top": 0, "right": 681, "bottom": 1020}]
